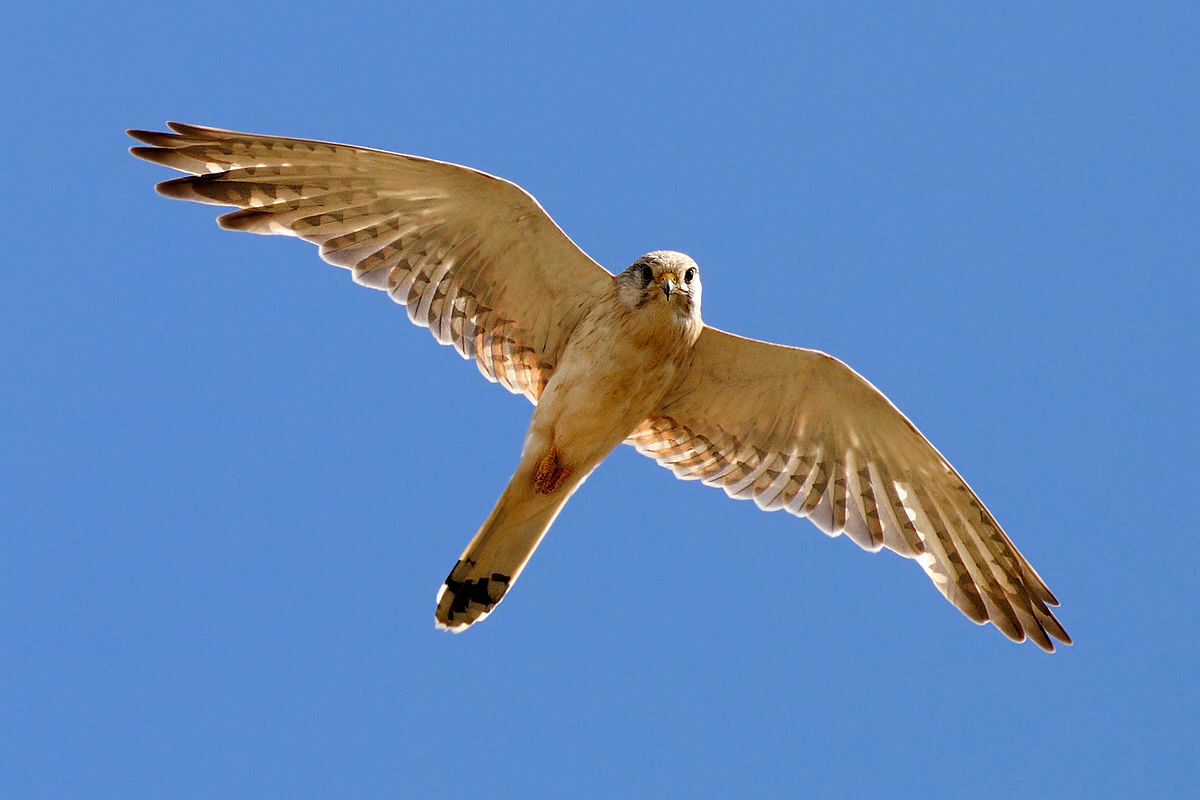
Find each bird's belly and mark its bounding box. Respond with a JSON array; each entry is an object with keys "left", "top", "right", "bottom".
[{"left": 529, "top": 333, "right": 680, "bottom": 473}]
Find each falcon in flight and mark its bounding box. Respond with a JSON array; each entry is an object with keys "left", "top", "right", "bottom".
[{"left": 129, "top": 123, "right": 1070, "bottom": 650}]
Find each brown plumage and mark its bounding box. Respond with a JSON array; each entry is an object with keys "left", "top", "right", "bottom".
[{"left": 130, "top": 123, "right": 1070, "bottom": 650}]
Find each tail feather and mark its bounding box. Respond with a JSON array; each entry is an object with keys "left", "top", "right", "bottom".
[{"left": 435, "top": 484, "right": 568, "bottom": 631}]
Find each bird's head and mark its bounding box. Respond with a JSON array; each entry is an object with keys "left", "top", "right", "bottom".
[{"left": 616, "top": 250, "right": 703, "bottom": 323}]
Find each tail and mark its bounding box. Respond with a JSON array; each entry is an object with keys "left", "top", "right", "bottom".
[{"left": 435, "top": 479, "right": 570, "bottom": 632}]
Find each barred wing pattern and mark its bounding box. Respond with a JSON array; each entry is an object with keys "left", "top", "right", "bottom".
[
  {"left": 128, "top": 123, "right": 612, "bottom": 402},
  {"left": 627, "top": 327, "right": 1070, "bottom": 650}
]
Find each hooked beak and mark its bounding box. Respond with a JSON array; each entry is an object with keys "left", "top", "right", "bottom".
[{"left": 660, "top": 275, "right": 678, "bottom": 299}]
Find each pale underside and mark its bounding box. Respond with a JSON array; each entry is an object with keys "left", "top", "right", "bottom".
[{"left": 129, "top": 122, "right": 1069, "bottom": 650}]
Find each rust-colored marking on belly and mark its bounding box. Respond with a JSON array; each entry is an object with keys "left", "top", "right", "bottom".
[{"left": 533, "top": 447, "right": 571, "bottom": 494}]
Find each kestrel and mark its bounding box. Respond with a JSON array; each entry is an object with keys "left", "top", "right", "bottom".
[{"left": 129, "top": 123, "right": 1070, "bottom": 650}]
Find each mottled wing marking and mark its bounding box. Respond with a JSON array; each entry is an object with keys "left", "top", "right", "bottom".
[
  {"left": 627, "top": 327, "right": 1069, "bottom": 651},
  {"left": 129, "top": 123, "right": 611, "bottom": 403},
  {"left": 626, "top": 416, "right": 903, "bottom": 552}
]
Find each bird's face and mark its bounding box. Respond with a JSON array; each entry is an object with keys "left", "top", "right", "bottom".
[{"left": 617, "top": 250, "right": 702, "bottom": 323}]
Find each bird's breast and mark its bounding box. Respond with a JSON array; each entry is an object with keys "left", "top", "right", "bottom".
[{"left": 529, "top": 300, "right": 696, "bottom": 468}]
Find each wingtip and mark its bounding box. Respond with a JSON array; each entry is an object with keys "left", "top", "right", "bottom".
[
  {"left": 166, "top": 121, "right": 230, "bottom": 138},
  {"left": 1043, "top": 616, "right": 1072, "bottom": 648},
  {"left": 1029, "top": 630, "right": 1055, "bottom": 653},
  {"left": 1034, "top": 624, "right": 1073, "bottom": 652},
  {"left": 984, "top": 609, "right": 1071, "bottom": 653},
  {"left": 129, "top": 145, "right": 175, "bottom": 166},
  {"left": 127, "top": 128, "right": 175, "bottom": 146},
  {"left": 153, "top": 176, "right": 195, "bottom": 199}
]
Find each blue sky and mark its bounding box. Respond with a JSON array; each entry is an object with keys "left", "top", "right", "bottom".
[{"left": 4, "top": 2, "right": 1197, "bottom": 797}]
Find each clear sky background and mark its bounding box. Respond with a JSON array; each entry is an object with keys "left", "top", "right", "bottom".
[{"left": 4, "top": 2, "right": 1197, "bottom": 797}]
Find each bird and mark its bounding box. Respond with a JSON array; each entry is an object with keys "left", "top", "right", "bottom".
[{"left": 128, "top": 122, "right": 1070, "bottom": 650}]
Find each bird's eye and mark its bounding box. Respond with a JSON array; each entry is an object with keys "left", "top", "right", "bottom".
[
  {"left": 684, "top": 267, "right": 696, "bottom": 284},
  {"left": 640, "top": 265, "right": 654, "bottom": 284}
]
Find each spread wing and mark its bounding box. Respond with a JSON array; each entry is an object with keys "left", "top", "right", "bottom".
[
  {"left": 627, "top": 326, "right": 1070, "bottom": 650},
  {"left": 129, "top": 122, "right": 612, "bottom": 402}
]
